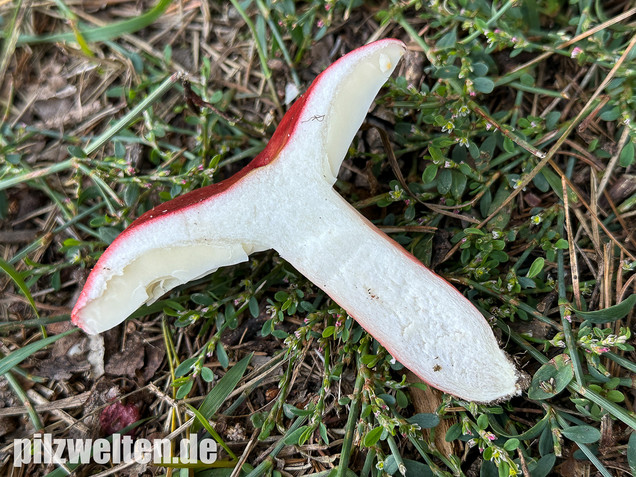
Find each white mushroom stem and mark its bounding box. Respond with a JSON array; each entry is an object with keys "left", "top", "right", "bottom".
[{"left": 266, "top": 175, "right": 519, "bottom": 403}]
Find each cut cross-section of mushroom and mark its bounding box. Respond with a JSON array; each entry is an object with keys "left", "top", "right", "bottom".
[{"left": 72, "top": 39, "right": 524, "bottom": 403}]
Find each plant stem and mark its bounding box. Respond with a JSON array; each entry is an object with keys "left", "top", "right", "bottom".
[
  {"left": 243, "top": 415, "right": 308, "bottom": 477},
  {"left": 459, "top": 0, "right": 517, "bottom": 45},
  {"left": 557, "top": 245, "right": 585, "bottom": 387},
  {"left": 386, "top": 435, "right": 406, "bottom": 476},
  {"left": 360, "top": 448, "right": 376, "bottom": 477},
  {"left": 336, "top": 355, "right": 366, "bottom": 477}
]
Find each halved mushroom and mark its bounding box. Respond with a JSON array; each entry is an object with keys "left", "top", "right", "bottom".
[{"left": 72, "top": 39, "right": 523, "bottom": 403}]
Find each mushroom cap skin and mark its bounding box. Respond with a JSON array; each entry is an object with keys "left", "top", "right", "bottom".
[{"left": 72, "top": 39, "right": 524, "bottom": 403}]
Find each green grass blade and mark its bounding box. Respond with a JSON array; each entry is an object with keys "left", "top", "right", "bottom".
[
  {"left": 193, "top": 353, "right": 252, "bottom": 431},
  {"left": 0, "top": 158, "right": 75, "bottom": 192},
  {"left": 51, "top": 0, "right": 94, "bottom": 56},
  {"left": 16, "top": 0, "right": 173, "bottom": 45},
  {"left": 228, "top": 0, "right": 271, "bottom": 80},
  {"left": 186, "top": 403, "right": 237, "bottom": 460},
  {"left": 0, "top": 0, "right": 25, "bottom": 83},
  {"left": 573, "top": 294, "right": 636, "bottom": 323},
  {"left": 0, "top": 256, "right": 40, "bottom": 318},
  {"left": 0, "top": 315, "right": 70, "bottom": 330},
  {"left": 254, "top": 0, "right": 300, "bottom": 87},
  {"left": 85, "top": 72, "right": 183, "bottom": 156},
  {"left": 4, "top": 370, "right": 43, "bottom": 431},
  {"left": 0, "top": 328, "right": 78, "bottom": 375}
]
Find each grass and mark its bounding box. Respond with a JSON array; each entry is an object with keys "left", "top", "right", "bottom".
[{"left": 1, "top": 0, "right": 635, "bottom": 476}]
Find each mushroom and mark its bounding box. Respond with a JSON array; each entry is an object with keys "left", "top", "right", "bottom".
[{"left": 72, "top": 39, "right": 522, "bottom": 403}]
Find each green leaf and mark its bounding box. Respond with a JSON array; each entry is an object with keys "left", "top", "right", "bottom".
[
  {"left": 599, "top": 106, "right": 620, "bottom": 121},
  {"left": 98, "top": 226, "right": 120, "bottom": 245},
  {"left": 520, "top": 73, "right": 535, "bottom": 86},
  {"left": 271, "top": 329, "right": 288, "bottom": 339},
  {"left": 437, "top": 168, "right": 452, "bottom": 195},
  {"left": 606, "top": 390, "right": 625, "bottom": 402},
  {"left": 409, "top": 382, "right": 429, "bottom": 391},
  {"left": 322, "top": 326, "right": 335, "bottom": 338},
  {"left": 533, "top": 171, "right": 550, "bottom": 192},
  {"left": 261, "top": 319, "right": 273, "bottom": 336},
  {"left": 431, "top": 136, "right": 457, "bottom": 148},
  {"left": 527, "top": 257, "right": 545, "bottom": 278},
  {"left": 361, "top": 354, "right": 380, "bottom": 367},
  {"left": 468, "top": 140, "right": 480, "bottom": 159},
  {"left": 450, "top": 170, "right": 467, "bottom": 199},
  {"left": 503, "top": 137, "right": 515, "bottom": 153},
  {"left": 546, "top": 111, "right": 561, "bottom": 130},
  {"left": 429, "top": 146, "right": 445, "bottom": 162},
  {"left": 191, "top": 293, "right": 215, "bottom": 306},
  {"left": 67, "top": 145, "right": 87, "bottom": 158},
  {"left": 527, "top": 354, "right": 574, "bottom": 400},
  {"left": 434, "top": 65, "right": 461, "bottom": 79},
  {"left": 619, "top": 141, "right": 634, "bottom": 167},
  {"left": 377, "top": 393, "right": 396, "bottom": 406},
  {"left": 531, "top": 454, "right": 556, "bottom": 477},
  {"left": 396, "top": 390, "right": 409, "bottom": 409},
  {"left": 503, "top": 438, "right": 520, "bottom": 451},
  {"left": 403, "top": 459, "right": 433, "bottom": 476},
  {"left": 123, "top": 183, "right": 139, "bottom": 206},
  {"left": 488, "top": 413, "right": 549, "bottom": 440},
  {"left": 445, "top": 422, "right": 462, "bottom": 442},
  {"left": 574, "top": 294, "right": 636, "bottom": 323},
  {"left": 363, "top": 426, "right": 384, "bottom": 447},
  {"left": 472, "top": 62, "right": 489, "bottom": 76},
  {"left": 437, "top": 28, "right": 457, "bottom": 48},
  {"left": 0, "top": 328, "right": 78, "bottom": 375},
  {"left": 200, "top": 367, "right": 215, "bottom": 383},
  {"left": 477, "top": 413, "right": 489, "bottom": 430},
  {"left": 422, "top": 164, "right": 438, "bottom": 183},
  {"left": 175, "top": 357, "right": 197, "bottom": 377},
  {"left": 539, "top": 426, "right": 554, "bottom": 456},
  {"left": 284, "top": 425, "right": 309, "bottom": 445},
  {"left": 216, "top": 342, "right": 229, "bottom": 369},
  {"left": 319, "top": 422, "right": 329, "bottom": 444},
  {"left": 0, "top": 257, "right": 39, "bottom": 318},
  {"left": 480, "top": 460, "right": 498, "bottom": 477},
  {"left": 283, "top": 404, "right": 312, "bottom": 418},
  {"left": 193, "top": 353, "right": 252, "bottom": 431},
  {"left": 176, "top": 379, "right": 193, "bottom": 399},
  {"left": 274, "top": 291, "right": 289, "bottom": 301},
  {"left": 407, "top": 413, "right": 440, "bottom": 429},
  {"left": 383, "top": 455, "right": 399, "bottom": 475},
  {"left": 561, "top": 425, "right": 601, "bottom": 444},
  {"left": 473, "top": 77, "right": 495, "bottom": 93},
  {"left": 248, "top": 296, "right": 259, "bottom": 318}
]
